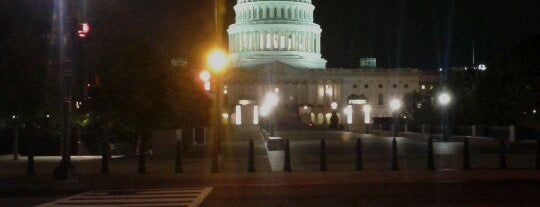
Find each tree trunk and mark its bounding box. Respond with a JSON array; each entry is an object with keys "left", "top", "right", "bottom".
[
  {"left": 76, "top": 125, "right": 82, "bottom": 155},
  {"left": 13, "top": 127, "right": 18, "bottom": 161}
]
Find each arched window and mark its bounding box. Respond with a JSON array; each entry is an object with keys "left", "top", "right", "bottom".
[{"left": 288, "top": 8, "right": 292, "bottom": 19}]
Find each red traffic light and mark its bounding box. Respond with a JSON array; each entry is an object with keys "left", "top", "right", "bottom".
[{"left": 77, "top": 23, "right": 90, "bottom": 38}]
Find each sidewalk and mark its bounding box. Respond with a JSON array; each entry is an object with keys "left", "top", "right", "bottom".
[{"left": 1, "top": 128, "right": 539, "bottom": 195}]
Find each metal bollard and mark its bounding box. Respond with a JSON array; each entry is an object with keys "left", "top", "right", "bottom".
[
  {"left": 175, "top": 139, "right": 183, "bottom": 173},
  {"left": 101, "top": 139, "right": 110, "bottom": 174},
  {"left": 211, "top": 152, "right": 219, "bottom": 173},
  {"left": 536, "top": 137, "right": 539, "bottom": 170},
  {"left": 391, "top": 137, "right": 399, "bottom": 171},
  {"left": 138, "top": 137, "right": 147, "bottom": 174},
  {"left": 426, "top": 137, "right": 435, "bottom": 171},
  {"left": 283, "top": 139, "right": 291, "bottom": 172},
  {"left": 463, "top": 137, "right": 471, "bottom": 170},
  {"left": 248, "top": 139, "right": 255, "bottom": 172},
  {"left": 26, "top": 144, "right": 35, "bottom": 176},
  {"left": 498, "top": 138, "right": 508, "bottom": 170},
  {"left": 319, "top": 139, "right": 327, "bottom": 171},
  {"left": 356, "top": 138, "right": 363, "bottom": 171}
]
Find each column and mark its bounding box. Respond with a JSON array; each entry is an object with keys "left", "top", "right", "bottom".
[
  {"left": 252, "top": 32, "right": 256, "bottom": 51},
  {"left": 317, "top": 34, "right": 321, "bottom": 53},
  {"left": 255, "top": 31, "right": 259, "bottom": 51}
]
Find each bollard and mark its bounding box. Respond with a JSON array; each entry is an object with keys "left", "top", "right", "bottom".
[
  {"left": 283, "top": 139, "right": 291, "bottom": 172},
  {"left": 471, "top": 125, "right": 477, "bottom": 137},
  {"left": 319, "top": 139, "right": 327, "bottom": 171},
  {"left": 211, "top": 152, "right": 219, "bottom": 173},
  {"left": 101, "top": 139, "right": 109, "bottom": 174},
  {"left": 536, "top": 137, "right": 540, "bottom": 170},
  {"left": 13, "top": 128, "right": 19, "bottom": 161},
  {"left": 26, "top": 144, "right": 35, "bottom": 176},
  {"left": 175, "top": 139, "right": 183, "bottom": 173},
  {"left": 138, "top": 138, "right": 146, "bottom": 174},
  {"left": 391, "top": 137, "right": 399, "bottom": 171},
  {"left": 509, "top": 125, "right": 515, "bottom": 143},
  {"left": 355, "top": 138, "right": 363, "bottom": 171},
  {"left": 421, "top": 124, "right": 426, "bottom": 134},
  {"left": 248, "top": 139, "right": 255, "bottom": 172},
  {"left": 426, "top": 136, "right": 435, "bottom": 171},
  {"left": 498, "top": 138, "right": 507, "bottom": 170},
  {"left": 192, "top": 128, "right": 196, "bottom": 146},
  {"left": 203, "top": 127, "right": 207, "bottom": 144},
  {"left": 463, "top": 137, "right": 471, "bottom": 170}
]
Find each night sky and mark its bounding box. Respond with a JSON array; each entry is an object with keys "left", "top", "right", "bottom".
[{"left": 2, "top": 0, "right": 540, "bottom": 69}]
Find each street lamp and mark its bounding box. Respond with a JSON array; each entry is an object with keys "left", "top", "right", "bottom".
[
  {"left": 208, "top": 49, "right": 228, "bottom": 73},
  {"left": 389, "top": 98, "right": 402, "bottom": 139},
  {"left": 330, "top": 101, "right": 339, "bottom": 130},
  {"left": 207, "top": 49, "right": 228, "bottom": 170},
  {"left": 260, "top": 92, "right": 279, "bottom": 136},
  {"left": 438, "top": 92, "right": 452, "bottom": 141}
]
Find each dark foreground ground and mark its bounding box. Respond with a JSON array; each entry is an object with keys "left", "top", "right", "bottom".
[
  {"left": 1, "top": 129, "right": 538, "bottom": 206},
  {"left": 2, "top": 180, "right": 540, "bottom": 207}
]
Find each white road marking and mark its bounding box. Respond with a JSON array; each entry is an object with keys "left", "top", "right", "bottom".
[{"left": 37, "top": 187, "right": 213, "bottom": 207}]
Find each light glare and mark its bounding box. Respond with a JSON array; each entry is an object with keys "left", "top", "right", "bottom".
[
  {"left": 389, "top": 99, "right": 402, "bottom": 112},
  {"left": 438, "top": 93, "right": 452, "bottom": 106},
  {"left": 207, "top": 49, "right": 228, "bottom": 72}
]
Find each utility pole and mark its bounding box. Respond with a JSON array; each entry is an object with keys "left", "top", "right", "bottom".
[{"left": 53, "top": 0, "right": 75, "bottom": 180}]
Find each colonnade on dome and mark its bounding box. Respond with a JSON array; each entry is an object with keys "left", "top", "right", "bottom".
[
  {"left": 229, "top": 30, "right": 320, "bottom": 53},
  {"left": 227, "top": 0, "right": 327, "bottom": 69}
]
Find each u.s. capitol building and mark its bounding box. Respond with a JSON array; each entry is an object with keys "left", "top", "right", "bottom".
[{"left": 222, "top": 0, "right": 437, "bottom": 130}]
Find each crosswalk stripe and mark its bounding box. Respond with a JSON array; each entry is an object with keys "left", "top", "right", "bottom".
[{"left": 37, "top": 187, "right": 213, "bottom": 207}]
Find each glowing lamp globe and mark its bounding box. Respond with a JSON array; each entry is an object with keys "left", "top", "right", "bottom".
[
  {"left": 438, "top": 93, "right": 452, "bottom": 106},
  {"left": 389, "top": 99, "right": 402, "bottom": 112},
  {"left": 207, "top": 49, "right": 228, "bottom": 73}
]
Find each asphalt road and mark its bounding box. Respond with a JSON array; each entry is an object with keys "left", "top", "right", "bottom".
[
  {"left": 1, "top": 130, "right": 538, "bottom": 206},
  {"left": 4, "top": 181, "right": 540, "bottom": 207}
]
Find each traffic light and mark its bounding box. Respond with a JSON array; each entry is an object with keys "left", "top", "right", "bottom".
[
  {"left": 199, "top": 70, "right": 211, "bottom": 92},
  {"left": 77, "top": 23, "right": 90, "bottom": 38}
]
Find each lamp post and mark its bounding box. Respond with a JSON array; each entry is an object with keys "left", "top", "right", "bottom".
[
  {"left": 330, "top": 101, "right": 338, "bottom": 130},
  {"left": 438, "top": 92, "right": 452, "bottom": 142},
  {"left": 389, "top": 98, "right": 401, "bottom": 171},
  {"left": 260, "top": 92, "right": 279, "bottom": 136},
  {"left": 389, "top": 99, "right": 402, "bottom": 139},
  {"left": 207, "top": 49, "right": 228, "bottom": 171}
]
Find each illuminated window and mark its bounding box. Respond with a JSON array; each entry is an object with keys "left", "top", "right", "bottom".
[
  {"left": 235, "top": 105, "right": 242, "bottom": 125},
  {"left": 253, "top": 105, "right": 259, "bottom": 125},
  {"left": 325, "top": 113, "right": 332, "bottom": 124}
]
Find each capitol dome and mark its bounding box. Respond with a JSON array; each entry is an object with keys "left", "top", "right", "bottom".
[{"left": 227, "top": 0, "right": 327, "bottom": 69}]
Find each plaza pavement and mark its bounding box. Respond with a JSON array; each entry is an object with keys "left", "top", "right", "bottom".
[{"left": 0, "top": 128, "right": 538, "bottom": 196}]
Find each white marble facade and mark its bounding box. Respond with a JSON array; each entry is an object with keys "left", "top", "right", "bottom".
[{"left": 224, "top": 1, "right": 429, "bottom": 129}]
